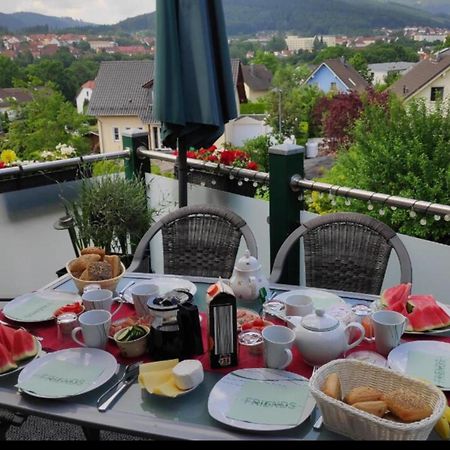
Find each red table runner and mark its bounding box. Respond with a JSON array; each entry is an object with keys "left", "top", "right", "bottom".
[{"left": 2, "top": 304, "right": 450, "bottom": 401}]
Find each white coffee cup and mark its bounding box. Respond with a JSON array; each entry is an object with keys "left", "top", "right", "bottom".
[
  {"left": 262, "top": 325, "right": 295, "bottom": 369},
  {"left": 82, "top": 289, "right": 122, "bottom": 317},
  {"left": 130, "top": 283, "right": 160, "bottom": 317},
  {"left": 71, "top": 309, "right": 111, "bottom": 349},
  {"left": 284, "top": 294, "right": 314, "bottom": 317},
  {"left": 372, "top": 310, "right": 407, "bottom": 356}
]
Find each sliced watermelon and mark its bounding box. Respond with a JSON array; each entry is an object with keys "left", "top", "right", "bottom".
[
  {"left": 11, "top": 329, "right": 39, "bottom": 362},
  {"left": 0, "top": 342, "right": 17, "bottom": 374},
  {"left": 405, "top": 295, "right": 450, "bottom": 331},
  {"left": 0, "top": 324, "right": 15, "bottom": 352},
  {"left": 381, "top": 283, "right": 411, "bottom": 314}
]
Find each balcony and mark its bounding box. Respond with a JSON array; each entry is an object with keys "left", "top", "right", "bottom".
[{"left": 0, "top": 133, "right": 449, "bottom": 304}]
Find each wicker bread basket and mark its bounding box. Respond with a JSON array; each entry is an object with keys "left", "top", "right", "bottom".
[{"left": 309, "top": 359, "right": 446, "bottom": 440}]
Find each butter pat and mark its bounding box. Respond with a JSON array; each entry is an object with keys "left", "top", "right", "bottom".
[{"left": 172, "top": 359, "right": 204, "bottom": 390}]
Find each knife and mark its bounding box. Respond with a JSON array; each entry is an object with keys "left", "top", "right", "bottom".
[{"left": 97, "top": 372, "right": 138, "bottom": 412}]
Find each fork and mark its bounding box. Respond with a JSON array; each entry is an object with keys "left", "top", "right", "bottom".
[
  {"left": 96, "top": 361, "right": 141, "bottom": 408},
  {"left": 311, "top": 366, "right": 323, "bottom": 430}
]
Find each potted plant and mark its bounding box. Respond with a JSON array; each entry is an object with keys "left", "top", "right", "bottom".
[{"left": 62, "top": 174, "right": 155, "bottom": 267}]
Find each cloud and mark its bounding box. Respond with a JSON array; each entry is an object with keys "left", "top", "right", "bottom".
[{"left": 0, "top": 0, "right": 156, "bottom": 24}]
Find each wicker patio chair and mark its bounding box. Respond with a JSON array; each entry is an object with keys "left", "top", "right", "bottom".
[
  {"left": 270, "top": 212, "right": 412, "bottom": 295},
  {"left": 128, "top": 204, "right": 258, "bottom": 278}
]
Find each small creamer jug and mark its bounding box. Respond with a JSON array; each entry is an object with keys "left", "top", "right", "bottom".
[{"left": 229, "top": 250, "right": 269, "bottom": 302}]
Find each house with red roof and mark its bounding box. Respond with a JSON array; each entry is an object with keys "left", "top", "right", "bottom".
[{"left": 76, "top": 80, "right": 96, "bottom": 114}]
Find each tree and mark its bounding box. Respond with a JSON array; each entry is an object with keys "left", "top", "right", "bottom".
[
  {"left": 349, "top": 52, "right": 373, "bottom": 83},
  {"left": 313, "top": 46, "right": 353, "bottom": 64},
  {"left": 266, "top": 34, "right": 287, "bottom": 53},
  {"left": 309, "top": 98, "right": 450, "bottom": 244},
  {"left": 312, "top": 88, "right": 389, "bottom": 153},
  {"left": 0, "top": 56, "right": 20, "bottom": 88},
  {"left": 6, "top": 85, "right": 91, "bottom": 161},
  {"left": 252, "top": 50, "right": 280, "bottom": 74}
]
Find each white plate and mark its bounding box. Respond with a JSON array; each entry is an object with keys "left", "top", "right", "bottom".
[
  {"left": 17, "top": 348, "right": 117, "bottom": 398},
  {"left": 208, "top": 368, "right": 315, "bottom": 431},
  {"left": 0, "top": 338, "right": 42, "bottom": 378},
  {"left": 3, "top": 291, "right": 81, "bottom": 323},
  {"left": 122, "top": 278, "right": 197, "bottom": 304},
  {"left": 388, "top": 340, "right": 450, "bottom": 390},
  {"left": 263, "top": 288, "right": 345, "bottom": 320}
]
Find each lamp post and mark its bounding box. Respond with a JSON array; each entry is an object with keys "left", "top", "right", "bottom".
[{"left": 272, "top": 88, "right": 282, "bottom": 136}]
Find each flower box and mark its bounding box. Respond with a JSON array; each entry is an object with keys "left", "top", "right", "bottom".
[{"left": 174, "top": 166, "right": 257, "bottom": 198}]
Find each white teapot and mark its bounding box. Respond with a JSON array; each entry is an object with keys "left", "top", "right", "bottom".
[
  {"left": 229, "top": 250, "right": 269, "bottom": 302},
  {"left": 294, "top": 309, "right": 365, "bottom": 366}
]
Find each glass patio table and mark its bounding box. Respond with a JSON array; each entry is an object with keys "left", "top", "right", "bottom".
[{"left": 0, "top": 273, "right": 445, "bottom": 440}]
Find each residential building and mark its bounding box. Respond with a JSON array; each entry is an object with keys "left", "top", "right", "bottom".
[
  {"left": 304, "top": 58, "right": 369, "bottom": 94},
  {"left": 368, "top": 62, "right": 416, "bottom": 85},
  {"left": 389, "top": 53, "right": 450, "bottom": 108},
  {"left": 242, "top": 64, "right": 273, "bottom": 101},
  {"left": 0, "top": 88, "right": 33, "bottom": 120},
  {"left": 88, "top": 40, "right": 117, "bottom": 52},
  {"left": 76, "top": 80, "right": 96, "bottom": 114},
  {"left": 88, "top": 59, "right": 246, "bottom": 153},
  {"left": 286, "top": 35, "right": 336, "bottom": 52}
]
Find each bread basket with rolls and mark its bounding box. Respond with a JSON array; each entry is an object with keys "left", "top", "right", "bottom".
[
  {"left": 66, "top": 247, "right": 125, "bottom": 294},
  {"left": 309, "top": 359, "right": 446, "bottom": 440}
]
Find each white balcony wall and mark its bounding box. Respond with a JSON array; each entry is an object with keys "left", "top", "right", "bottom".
[{"left": 0, "top": 174, "right": 449, "bottom": 306}]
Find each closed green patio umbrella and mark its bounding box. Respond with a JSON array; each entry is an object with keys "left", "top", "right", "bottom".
[{"left": 154, "top": 0, "right": 238, "bottom": 207}]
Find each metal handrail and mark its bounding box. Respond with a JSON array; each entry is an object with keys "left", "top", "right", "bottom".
[
  {"left": 291, "top": 174, "right": 450, "bottom": 217},
  {"left": 0, "top": 150, "right": 130, "bottom": 179}
]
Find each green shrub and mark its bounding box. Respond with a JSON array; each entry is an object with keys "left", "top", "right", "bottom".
[
  {"left": 307, "top": 98, "right": 450, "bottom": 244},
  {"left": 243, "top": 135, "right": 270, "bottom": 172}
]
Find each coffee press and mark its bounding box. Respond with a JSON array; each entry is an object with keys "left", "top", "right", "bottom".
[{"left": 147, "top": 289, "right": 203, "bottom": 360}]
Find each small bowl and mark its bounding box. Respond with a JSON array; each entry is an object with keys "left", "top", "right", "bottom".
[
  {"left": 66, "top": 259, "right": 126, "bottom": 294},
  {"left": 238, "top": 329, "right": 264, "bottom": 355},
  {"left": 113, "top": 325, "right": 150, "bottom": 358}
]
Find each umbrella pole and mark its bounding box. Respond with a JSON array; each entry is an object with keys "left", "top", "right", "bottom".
[{"left": 178, "top": 141, "right": 188, "bottom": 207}]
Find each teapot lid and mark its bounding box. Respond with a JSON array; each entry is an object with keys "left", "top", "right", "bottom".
[
  {"left": 300, "top": 309, "right": 339, "bottom": 332},
  {"left": 234, "top": 250, "right": 261, "bottom": 271}
]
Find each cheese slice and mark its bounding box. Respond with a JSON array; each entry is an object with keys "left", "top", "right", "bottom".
[
  {"left": 152, "top": 376, "right": 184, "bottom": 398},
  {"left": 139, "top": 359, "right": 179, "bottom": 374}
]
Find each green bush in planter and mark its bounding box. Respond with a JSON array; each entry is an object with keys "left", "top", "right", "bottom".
[{"left": 64, "top": 175, "right": 155, "bottom": 261}]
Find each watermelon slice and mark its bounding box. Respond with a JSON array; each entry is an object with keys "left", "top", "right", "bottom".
[
  {"left": 11, "top": 329, "right": 39, "bottom": 362},
  {"left": 381, "top": 283, "right": 411, "bottom": 314},
  {"left": 0, "top": 342, "right": 17, "bottom": 374},
  {"left": 405, "top": 295, "right": 450, "bottom": 332},
  {"left": 0, "top": 324, "right": 15, "bottom": 352}
]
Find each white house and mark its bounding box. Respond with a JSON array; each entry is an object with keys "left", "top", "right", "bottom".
[
  {"left": 389, "top": 53, "right": 450, "bottom": 109},
  {"left": 368, "top": 62, "right": 416, "bottom": 85},
  {"left": 76, "top": 80, "right": 95, "bottom": 114}
]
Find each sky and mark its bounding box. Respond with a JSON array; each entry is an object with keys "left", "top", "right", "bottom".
[{"left": 0, "top": 0, "right": 156, "bottom": 25}]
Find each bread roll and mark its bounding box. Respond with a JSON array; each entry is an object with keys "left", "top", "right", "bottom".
[
  {"left": 80, "top": 246, "right": 105, "bottom": 259},
  {"left": 104, "top": 255, "right": 121, "bottom": 278},
  {"left": 79, "top": 269, "right": 90, "bottom": 281},
  {"left": 321, "top": 372, "right": 342, "bottom": 400},
  {"left": 352, "top": 400, "right": 388, "bottom": 417},
  {"left": 87, "top": 261, "right": 113, "bottom": 281},
  {"left": 383, "top": 389, "right": 432, "bottom": 422},
  {"left": 344, "top": 386, "right": 383, "bottom": 405}
]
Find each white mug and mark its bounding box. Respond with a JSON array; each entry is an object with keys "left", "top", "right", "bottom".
[
  {"left": 284, "top": 294, "right": 314, "bottom": 317},
  {"left": 82, "top": 289, "right": 122, "bottom": 317},
  {"left": 71, "top": 309, "right": 111, "bottom": 349},
  {"left": 372, "top": 310, "right": 407, "bottom": 356},
  {"left": 262, "top": 325, "right": 295, "bottom": 369},
  {"left": 130, "top": 283, "right": 159, "bottom": 317}
]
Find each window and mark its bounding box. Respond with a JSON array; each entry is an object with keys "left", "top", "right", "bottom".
[
  {"left": 430, "top": 87, "right": 444, "bottom": 102},
  {"left": 113, "top": 127, "right": 120, "bottom": 142},
  {"left": 330, "top": 82, "right": 337, "bottom": 91}
]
